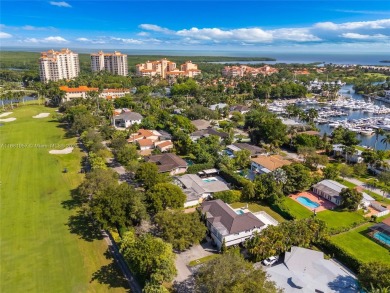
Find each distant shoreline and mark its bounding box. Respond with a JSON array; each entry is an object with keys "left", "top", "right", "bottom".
[{"left": 380, "top": 60, "right": 390, "bottom": 63}]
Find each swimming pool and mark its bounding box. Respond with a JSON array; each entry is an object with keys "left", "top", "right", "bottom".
[
  {"left": 374, "top": 232, "right": 390, "bottom": 246},
  {"left": 297, "top": 196, "right": 320, "bottom": 209},
  {"left": 202, "top": 177, "right": 217, "bottom": 183},
  {"left": 235, "top": 209, "right": 244, "bottom": 215}
]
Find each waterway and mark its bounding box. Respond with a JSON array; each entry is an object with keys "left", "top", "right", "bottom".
[{"left": 314, "top": 85, "right": 389, "bottom": 150}]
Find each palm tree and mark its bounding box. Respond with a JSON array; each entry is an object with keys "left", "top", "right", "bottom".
[
  {"left": 374, "top": 128, "right": 385, "bottom": 150},
  {"left": 381, "top": 133, "right": 390, "bottom": 150},
  {"left": 307, "top": 108, "right": 319, "bottom": 123}
]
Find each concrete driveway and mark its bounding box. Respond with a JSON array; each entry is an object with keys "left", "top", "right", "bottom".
[{"left": 174, "top": 240, "right": 218, "bottom": 283}]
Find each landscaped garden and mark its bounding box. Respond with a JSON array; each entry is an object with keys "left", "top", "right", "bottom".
[
  {"left": 0, "top": 105, "right": 127, "bottom": 292},
  {"left": 331, "top": 223, "right": 390, "bottom": 264}
]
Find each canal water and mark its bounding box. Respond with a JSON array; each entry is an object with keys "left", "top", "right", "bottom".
[{"left": 315, "top": 85, "right": 389, "bottom": 150}]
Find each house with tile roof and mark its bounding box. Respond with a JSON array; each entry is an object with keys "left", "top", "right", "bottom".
[
  {"left": 200, "top": 199, "right": 268, "bottom": 249},
  {"left": 250, "top": 155, "right": 291, "bottom": 174}
]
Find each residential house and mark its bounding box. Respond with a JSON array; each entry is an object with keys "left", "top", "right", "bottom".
[
  {"left": 229, "top": 105, "right": 250, "bottom": 115},
  {"left": 190, "top": 128, "right": 228, "bottom": 142},
  {"left": 191, "top": 119, "right": 212, "bottom": 130},
  {"left": 174, "top": 174, "right": 230, "bottom": 207},
  {"left": 226, "top": 143, "right": 264, "bottom": 157},
  {"left": 209, "top": 103, "right": 228, "bottom": 111},
  {"left": 146, "top": 153, "right": 188, "bottom": 175},
  {"left": 265, "top": 246, "right": 358, "bottom": 293},
  {"left": 112, "top": 111, "right": 143, "bottom": 128},
  {"left": 250, "top": 155, "right": 291, "bottom": 174},
  {"left": 199, "top": 200, "right": 268, "bottom": 249},
  {"left": 312, "top": 179, "right": 375, "bottom": 208},
  {"left": 332, "top": 144, "right": 363, "bottom": 163},
  {"left": 128, "top": 129, "right": 173, "bottom": 153},
  {"left": 154, "top": 140, "right": 174, "bottom": 152}
]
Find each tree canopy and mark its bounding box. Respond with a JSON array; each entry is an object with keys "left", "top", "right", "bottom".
[
  {"left": 339, "top": 188, "right": 363, "bottom": 211},
  {"left": 154, "top": 210, "right": 206, "bottom": 251},
  {"left": 195, "top": 253, "right": 282, "bottom": 293},
  {"left": 146, "top": 183, "right": 186, "bottom": 213}
]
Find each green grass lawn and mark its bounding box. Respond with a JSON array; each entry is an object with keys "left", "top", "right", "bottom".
[
  {"left": 230, "top": 202, "right": 286, "bottom": 222},
  {"left": 281, "top": 197, "right": 313, "bottom": 219},
  {"left": 0, "top": 105, "right": 128, "bottom": 292},
  {"left": 317, "top": 210, "right": 365, "bottom": 230},
  {"left": 188, "top": 254, "right": 220, "bottom": 267},
  {"left": 331, "top": 223, "right": 390, "bottom": 264}
]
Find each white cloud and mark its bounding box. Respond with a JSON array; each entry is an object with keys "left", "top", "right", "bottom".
[
  {"left": 139, "top": 24, "right": 172, "bottom": 34},
  {"left": 49, "top": 1, "right": 72, "bottom": 8},
  {"left": 177, "top": 27, "right": 273, "bottom": 43},
  {"left": 110, "top": 37, "right": 143, "bottom": 44},
  {"left": 76, "top": 37, "right": 90, "bottom": 42},
  {"left": 270, "top": 28, "right": 321, "bottom": 42},
  {"left": 22, "top": 25, "right": 55, "bottom": 31},
  {"left": 341, "top": 33, "right": 389, "bottom": 40},
  {"left": 23, "top": 36, "right": 68, "bottom": 43},
  {"left": 0, "top": 32, "right": 12, "bottom": 38},
  {"left": 137, "top": 32, "right": 150, "bottom": 37},
  {"left": 315, "top": 19, "right": 390, "bottom": 30}
]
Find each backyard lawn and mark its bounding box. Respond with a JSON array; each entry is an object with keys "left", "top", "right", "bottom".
[
  {"left": 331, "top": 223, "right": 390, "bottom": 264},
  {"left": 230, "top": 201, "right": 286, "bottom": 222},
  {"left": 316, "top": 210, "right": 365, "bottom": 230},
  {"left": 0, "top": 106, "right": 128, "bottom": 292},
  {"left": 281, "top": 197, "right": 313, "bottom": 219}
]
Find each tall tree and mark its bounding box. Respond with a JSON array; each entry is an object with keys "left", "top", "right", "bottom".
[
  {"left": 374, "top": 128, "right": 385, "bottom": 150},
  {"left": 135, "top": 162, "right": 170, "bottom": 190},
  {"left": 339, "top": 188, "right": 363, "bottom": 211},
  {"left": 146, "top": 183, "right": 186, "bottom": 213},
  {"left": 121, "top": 231, "right": 177, "bottom": 285},
  {"left": 154, "top": 210, "right": 206, "bottom": 251},
  {"left": 195, "top": 253, "right": 282, "bottom": 293}
]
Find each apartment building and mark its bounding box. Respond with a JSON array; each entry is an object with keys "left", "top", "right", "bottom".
[
  {"left": 136, "top": 58, "right": 201, "bottom": 78},
  {"left": 59, "top": 86, "right": 130, "bottom": 102},
  {"left": 91, "top": 51, "right": 128, "bottom": 76},
  {"left": 39, "top": 49, "right": 80, "bottom": 83},
  {"left": 222, "top": 65, "right": 278, "bottom": 77}
]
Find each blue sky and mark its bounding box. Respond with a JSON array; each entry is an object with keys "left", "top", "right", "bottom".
[{"left": 1, "top": 1, "right": 390, "bottom": 52}]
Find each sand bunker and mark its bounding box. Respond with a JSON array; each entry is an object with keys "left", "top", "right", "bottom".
[
  {"left": 49, "top": 147, "right": 74, "bottom": 155},
  {"left": 0, "top": 112, "right": 13, "bottom": 118},
  {"left": 0, "top": 118, "right": 17, "bottom": 122},
  {"left": 33, "top": 113, "right": 50, "bottom": 119}
]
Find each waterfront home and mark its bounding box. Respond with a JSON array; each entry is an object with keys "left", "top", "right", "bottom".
[
  {"left": 174, "top": 174, "right": 230, "bottom": 207},
  {"left": 250, "top": 155, "right": 291, "bottom": 174},
  {"left": 229, "top": 105, "right": 250, "bottom": 115},
  {"left": 199, "top": 199, "right": 267, "bottom": 249},
  {"left": 332, "top": 144, "right": 363, "bottom": 163},
  {"left": 112, "top": 110, "right": 143, "bottom": 128},
  {"left": 265, "top": 246, "right": 358, "bottom": 293},
  {"left": 146, "top": 153, "right": 188, "bottom": 175}
]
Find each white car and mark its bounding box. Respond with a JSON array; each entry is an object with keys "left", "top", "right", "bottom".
[{"left": 262, "top": 256, "right": 279, "bottom": 266}]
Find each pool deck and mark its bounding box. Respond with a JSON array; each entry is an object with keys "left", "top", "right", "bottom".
[{"left": 290, "top": 191, "right": 336, "bottom": 212}]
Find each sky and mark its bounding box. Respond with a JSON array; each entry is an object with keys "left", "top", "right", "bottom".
[{"left": 0, "top": 0, "right": 390, "bottom": 52}]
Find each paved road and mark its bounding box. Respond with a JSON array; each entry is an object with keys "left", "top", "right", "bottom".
[
  {"left": 101, "top": 230, "right": 142, "bottom": 293},
  {"left": 344, "top": 177, "right": 388, "bottom": 198}
]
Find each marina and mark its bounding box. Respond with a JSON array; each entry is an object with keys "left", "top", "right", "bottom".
[{"left": 268, "top": 84, "right": 390, "bottom": 150}]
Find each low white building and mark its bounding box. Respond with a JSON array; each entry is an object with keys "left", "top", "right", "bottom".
[
  {"left": 174, "top": 174, "right": 230, "bottom": 208},
  {"left": 112, "top": 111, "right": 143, "bottom": 128},
  {"left": 266, "top": 246, "right": 358, "bottom": 293},
  {"left": 250, "top": 155, "right": 291, "bottom": 174},
  {"left": 200, "top": 200, "right": 268, "bottom": 249},
  {"left": 332, "top": 144, "right": 363, "bottom": 163},
  {"left": 312, "top": 179, "right": 374, "bottom": 208}
]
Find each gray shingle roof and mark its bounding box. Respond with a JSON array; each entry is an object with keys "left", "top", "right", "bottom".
[
  {"left": 146, "top": 153, "right": 187, "bottom": 173},
  {"left": 201, "top": 199, "right": 265, "bottom": 235},
  {"left": 114, "top": 112, "right": 143, "bottom": 121}
]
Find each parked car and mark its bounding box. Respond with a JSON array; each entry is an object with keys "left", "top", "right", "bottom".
[{"left": 262, "top": 256, "right": 279, "bottom": 266}]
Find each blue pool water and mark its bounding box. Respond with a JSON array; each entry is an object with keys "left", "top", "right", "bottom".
[
  {"left": 374, "top": 232, "right": 390, "bottom": 246},
  {"left": 202, "top": 178, "right": 217, "bottom": 183},
  {"left": 235, "top": 210, "right": 244, "bottom": 215},
  {"left": 297, "top": 197, "right": 320, "bottom": 209}
]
